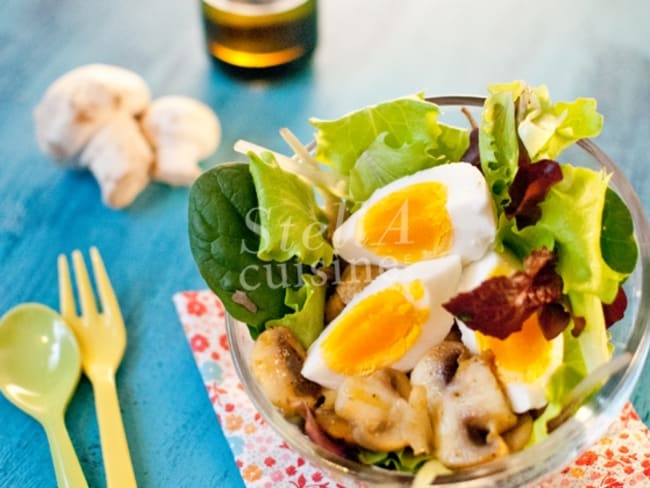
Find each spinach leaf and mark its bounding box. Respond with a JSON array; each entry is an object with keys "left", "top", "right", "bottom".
[
  {"left": 601, "top": 187, "right": 638, "bottom": 274},
  {"left": 188, "top": 163, "right": 297, "bottom": 335}
]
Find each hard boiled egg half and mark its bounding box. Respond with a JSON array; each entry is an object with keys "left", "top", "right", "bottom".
[
  {"left": 301, "top": 255, "right": 462, "bottom": 389},
  {"left": 333, "top": 162, "right": 497, "bottom": 268},
  {"left": 457, "top": 250, "right": 564, "bottom": 413}
]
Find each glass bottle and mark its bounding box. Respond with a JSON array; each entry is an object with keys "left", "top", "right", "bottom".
[{"left": 201, "top": 0, "right": 318, "bottom": 76}]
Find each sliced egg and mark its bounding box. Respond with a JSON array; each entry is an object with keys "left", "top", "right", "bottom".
[
  {"left": 457, "top": 250, "right": 564, "bottom": 413},
  {"left": 301, "top": 255, "right": 462, "bottom": 389},
  {"left": 333, "top": 163, "right": 497, "bottom": 268}
]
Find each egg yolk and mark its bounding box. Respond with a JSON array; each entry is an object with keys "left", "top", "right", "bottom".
[
  {"left": 476, "top": 312, "right": 552, "bottom": 383},
  {"left": 359, "top": 182, "right": 453, "bottom": 263},
  {"left": 321, "top": 282, "right": 429, "bottom": 376}
]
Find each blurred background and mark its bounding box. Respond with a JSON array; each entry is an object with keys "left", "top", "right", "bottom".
[{"left": 1, "top": 0, "right": 649, "bottom": 486}]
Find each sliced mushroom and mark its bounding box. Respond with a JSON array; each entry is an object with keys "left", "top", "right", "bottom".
[
  {"left": 502, "top": 412, "right": 534, "bottom": 452},
  {"left": 448, "top": 355, "right": 519, "bottom": 434},
  {"left": 250, "top": 326, "right": 321, "bottom": 417},
  {"left": 410, "top": 341, "right": 469, "bottom": 403},
  {"left": 314, "top": 389, "right": 355, "bottom": 444},
  {"left": 333, "top": 369, "right": 433, "bottom": 454},
  {"left": 325, "top": 263, "right": 384, "bottom": 322},
  {"left": 411, "top": 342, "right": 518, "bottom": 468}
]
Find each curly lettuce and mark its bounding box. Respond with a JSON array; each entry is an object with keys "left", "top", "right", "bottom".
[
  {"left": 486, "top": 80, "right": 603, "bottom": 162},
  {"left": 266, "top": 274, "right": 327, "bottom": 350},
  {"left": 478, "top": 90, "right": 519, "bottom": 209},
  {"left": 248, "top": 151, "right": 334, "bottom": 267},
  {"left": 311, "top": 95, "right": 469, "bottom": 202}
]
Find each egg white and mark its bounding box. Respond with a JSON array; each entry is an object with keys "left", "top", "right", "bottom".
[
  {"left": 457, "top": 250, "right": 564, "bottom": 413},
  {"left": 333, "top": 162, "right": 497, "bottom": 268},
  {"left": 301, "top": 255, "right": 462, "bottom": 389}
]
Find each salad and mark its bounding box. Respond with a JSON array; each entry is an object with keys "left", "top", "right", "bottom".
[{"left": 188, "top": 81, "right": 638, "bottom": 476}]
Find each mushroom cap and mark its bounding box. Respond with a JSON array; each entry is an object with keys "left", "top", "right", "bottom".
[
  {"left": 141, "top": 95, "right": 221, "bottom": 186},
  {"left": 34, "top": 64, "right": 151, "bottom": 162},
  {"left": 141, "top": 95, "right": 221, "bottom": 158}
]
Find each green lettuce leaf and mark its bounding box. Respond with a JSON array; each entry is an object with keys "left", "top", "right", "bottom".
[
  {"left": 248, "top": 151, "right": 334, "bottom": 267},
  {"left": 478, "top": 90, "right": 519, "bottom": 210},
  {"left": 570, "top": 292, "right": 611, "bottom": 372},
  {"left": 503, "top": 164, "right": 626, "bottom": 304},
  {"left": 188, "top": 163, "right": 295, "bottom": 334},
  {"left": 479, "top": 81, "right": 603, "bottom": 213},
  {"left": 428, "top": 120, "right": 472, "bottom": 163},
  {"left": 488, "top": 80, "right": 526, "bottom": 99},
  {"left": 347, "top": 134, "right": 431, "bottom": 202},
  {"left": 499, "top": 164, "right": 629, "bottom": 373},
  {"left": 311, "top": 95, "right": 439, "bottom": 177},
  {"left": 357, "top": 447, "right": 431, "bottom": 473},
  {"left": 266, "top": 274, "right": 326, "bottom": 350},
  {"left": 485, "top": 81, "right": 603, "bottom": 161},
  {"left": 547, "top": 326, "right": 588, "bottom": 402},
  {"left": 529, "top": 326, "right": 587, "bottom": 444},
  {"left": 310, "top": 95, "right": 469, "bottom": 201},
  {"left": 537, "top": 165, "right": 626, "bottom": 302},
  {"left": 496, "top": 213, "right": 555, "bottom": 260},
  {"left": 515, "top": 84, "right": 603, "bottom": 161}
]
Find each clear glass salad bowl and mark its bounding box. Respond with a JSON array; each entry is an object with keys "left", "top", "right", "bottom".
[{"left": 225, "top": 96, "right": 650, "bottom": 487}]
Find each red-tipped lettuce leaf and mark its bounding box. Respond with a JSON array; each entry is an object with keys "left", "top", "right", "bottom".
[
  {"left": 603, "top": 286, "right": 627, "bottom": 329},
  {"left": 443, "top": 248, "right": 564, "bottom": 339},
  {"left": 506, "top": 158, "right": 563, "bottom": 228},
  {"left": 538, "top": 302, "right": 571, "bottom": 340}
]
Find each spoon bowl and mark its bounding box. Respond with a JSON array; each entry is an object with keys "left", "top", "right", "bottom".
[
  {"left": 0, "top": 303, "right": 81, "bottom": 418},
  {"left": 0, "top": 303, "right": 88, "bottom": 488}
]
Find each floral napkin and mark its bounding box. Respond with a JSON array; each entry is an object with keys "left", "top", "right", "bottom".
[{"left": 173, "top": 290, "right": 650, "bottom": 488}]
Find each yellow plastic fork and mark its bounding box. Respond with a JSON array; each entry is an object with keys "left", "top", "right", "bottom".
[{"left": 58, "top": 247, "right": 137, "bottom": 488}]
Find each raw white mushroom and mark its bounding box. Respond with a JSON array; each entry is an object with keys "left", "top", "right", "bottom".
[
  {"left": 141, "top": 95, "right": 221, "bottom": 186},
  {"left": 34, "top": 64, "right": 151, "bottom": 163},
  {"left": 80, "top": 113, "right": 153, "bottom": 209}
]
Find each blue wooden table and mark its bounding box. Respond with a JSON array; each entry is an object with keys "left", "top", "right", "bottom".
[{"left": 1, "top": 1, "right": 649, "bottom": 486}]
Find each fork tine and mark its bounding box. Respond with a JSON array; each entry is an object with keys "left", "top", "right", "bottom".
[
  {"left": 58, "top": 254, "right": 77, "bottom": 321},
  {"left": 72, "top": 249, "right": 99, "bottom": 316},
  {"left": 89, "top": 247, "right": 121, "bottom": 319}
]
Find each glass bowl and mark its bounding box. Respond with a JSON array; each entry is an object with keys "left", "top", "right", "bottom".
[{"left": 225, "top": 96, "right": 650, "bottom": 487}]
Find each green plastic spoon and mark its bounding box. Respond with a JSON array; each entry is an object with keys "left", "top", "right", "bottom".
[{"left": 0, "top": 303, "right": 88, "bottom": 488}]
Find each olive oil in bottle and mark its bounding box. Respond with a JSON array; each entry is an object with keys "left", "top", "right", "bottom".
[{"left": 201, "top": 0, "right": 317, "bottom": 76}]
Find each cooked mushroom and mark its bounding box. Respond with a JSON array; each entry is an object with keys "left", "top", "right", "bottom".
[
  {"left": 502, "top": 412, "right": 533, "bottom": 452},
  {"left": 313, "top": 389, "right": 355, "bottom": 444},
  {"left": 34, "top": 64, "right": 150, "bottom": 163},
  {"left": 411, "top": 342, "right": 519, "bottom": 468},
  {"left": 325, "top": 263, "right": 384, "bottom": 322},
  {"left": 250, "top": 326, "right": 321, "bottom": 417},
  {"left": 333, "top": 369, "right": 433, "bottom": 454},
  {"left": 140, "top": 95, "right": 221, "bottom": 186},
  {"left": 79, "top": 112, "right": 153, "bottom": 208}
]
